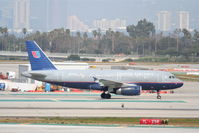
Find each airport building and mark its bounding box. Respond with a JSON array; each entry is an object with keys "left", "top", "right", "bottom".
[
  {"left": 178, "top": 11, "right": 190, "bottom": 30},
  {"left": 13, "top": 0, "right": 30, "bottom": 33},
  {"left": 157, "top": 11, "right": 171, "bottom": 31}
]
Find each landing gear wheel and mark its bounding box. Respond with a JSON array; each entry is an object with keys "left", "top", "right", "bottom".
[
  {"left": 157, "top": 95, "right": 161, "bottom": 99},
  {"left": 105, "top": 93, "right": 111, "bottom": 99},
  {"left": 101, "top": 93, "right": 106, "bottom": 99},
  {"left": 101, "top": 92, "right": 111, "bottom": 99}
]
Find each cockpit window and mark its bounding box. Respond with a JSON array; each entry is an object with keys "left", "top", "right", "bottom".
[{"left": 169, "top": 76, "right": 175, "bottom": 79}]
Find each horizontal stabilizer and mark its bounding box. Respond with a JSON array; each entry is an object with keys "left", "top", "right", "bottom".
[
  {"left": 22, "top": 71, "right": 46, "bottom": 79},
  {"left": 29, "top": 72, "right": 47, "bottom": 78}
]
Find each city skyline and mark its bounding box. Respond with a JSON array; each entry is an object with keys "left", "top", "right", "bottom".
[
  {"left": 178, "top": 11, "right": 189, "bottom": 30},
  {"left": 93, "top": 18, "right": 126, "bottom": 31},
  {"left": 67, "top": 15, "right": 89, "bottom": 32},
  {"left": 13, "top": 0, "right": 30, "bottom": 32},
  {"left": 0, "top": 0, "right": 198, "bottom": 32},
  {"left": 157, "top": 11, "right": 171, "bottom": 31}
]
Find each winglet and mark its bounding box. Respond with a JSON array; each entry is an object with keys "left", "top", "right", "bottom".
[
  {"left": 25, "top": 41, "right": 57, "bottom": 70},
  {"left": 93, "top": 77, "right": 98, "bottom": 82}
]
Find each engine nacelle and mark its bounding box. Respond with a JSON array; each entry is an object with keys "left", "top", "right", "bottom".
[
  {"left": 115, "top": 86, "right": 141, "bottom": 96},
  {"left": 89, "top": 84, "right": 104, "bottom": 90}
]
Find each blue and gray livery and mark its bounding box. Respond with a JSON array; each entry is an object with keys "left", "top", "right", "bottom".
[{"left": 22, "top": 41, "right": 183, "bottom": 99}]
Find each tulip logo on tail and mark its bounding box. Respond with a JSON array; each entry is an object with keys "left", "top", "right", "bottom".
[{"left": 31, "top": 51, "right": 41, "bottom": 58}]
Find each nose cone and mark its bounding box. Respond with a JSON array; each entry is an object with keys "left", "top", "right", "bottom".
[
  {"left": 175, "top": 78, "right": 184, "bottom": 88},
  {"left": 21, "top": 71, "right": 31, "bottom": 78},
  {"left": 177, "top": 82, "right": 184, "bottom": 88}
]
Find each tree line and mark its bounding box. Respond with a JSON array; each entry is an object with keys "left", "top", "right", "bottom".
[{"left": 0, "top": 19, "right": 199, "bottom": 59}]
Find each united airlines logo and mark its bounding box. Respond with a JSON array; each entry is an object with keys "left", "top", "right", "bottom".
[{"left": 31, "top": 51, "right": 41, "bottom": 58}]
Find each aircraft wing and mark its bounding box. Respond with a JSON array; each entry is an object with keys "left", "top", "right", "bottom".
[
  {"left": 98, "top": 79, "right": 123, "bottom": 88},
  {"left": 93, "top": 77, "right": 137, "bottom": 92}
]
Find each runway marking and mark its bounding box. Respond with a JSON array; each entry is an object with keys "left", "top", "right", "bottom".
[
  {"left": 1, "top": 94, "right": 101, "bottom": 96},
  {"left": 0, "top": 99, "right": 186, "bottom": 103},
  {"left": 128, "top": 125, "right": 199, "bottom": 129},
  {"left": 0, "top": 107, "right": 197, "bottom": 111},
  {"left": 59, "top": 99, "right": 186, "bottom": 103},
  {"left": 0, "top": 99, "right": 55, "bottom": 102},
  {"left": 52, "top": 99, "right": 59, "bottom": 102}
]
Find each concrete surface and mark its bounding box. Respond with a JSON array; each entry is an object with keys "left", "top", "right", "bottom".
[
  {"left": 0, "top": 80, "right": 199, "bottom": 118},
  {"left": 0, "top": 124, "right": 199, "bottom": 133}
]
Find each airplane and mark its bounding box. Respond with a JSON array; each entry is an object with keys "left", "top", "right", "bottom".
[{"left": 22, "top": 41, "right": 183, "bottom": 99}]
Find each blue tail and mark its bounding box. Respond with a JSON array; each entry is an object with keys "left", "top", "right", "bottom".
[{"left": 25, "top": 41, "right": 57, "bottom": 70}]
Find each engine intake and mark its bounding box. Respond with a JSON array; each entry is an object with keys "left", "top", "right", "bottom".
[{"left": 115, "top": 86, "right": 141, "bottom": 96}]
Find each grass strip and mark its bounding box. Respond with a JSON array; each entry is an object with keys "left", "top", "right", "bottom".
[{"left": 0, "top": 117, "right": 199, "bottom": 127}]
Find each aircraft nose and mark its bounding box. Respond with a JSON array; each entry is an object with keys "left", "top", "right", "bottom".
[
  {"left": 175, "top": 78, "right": 184, "bottom": 88},
  {"left": 177, "top": 82, "right": 183, "bottom": 88}
]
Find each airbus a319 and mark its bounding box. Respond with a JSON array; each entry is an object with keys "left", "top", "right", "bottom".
[{"left": 22, "top": 41, "right": 183, "bottom": 99}]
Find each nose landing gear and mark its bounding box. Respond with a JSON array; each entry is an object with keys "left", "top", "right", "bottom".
[{"left": 157, "top": 90, "right": 161, "bottom": 99}]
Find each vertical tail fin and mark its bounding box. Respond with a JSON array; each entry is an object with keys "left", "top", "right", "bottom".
[{"left": 25, "top": 41, "right": 57, "bottom": 70}]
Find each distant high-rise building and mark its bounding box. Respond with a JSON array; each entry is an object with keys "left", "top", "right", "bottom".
[
  {"left": 49, "top": 0, "right": 61, "bottom": 30},
  {"left": 157, "top": 11, "right": 171, "bottom": 31},
  {"left": 0, "top": 0, "right": 13, "bottom": 30},
  {"left": 0, "top": 10, "right": 2, "bottom": 20},
  {"left": 13, "top": 0, "right": 30, "bottom": 33},
  {"left": 47, "top": 0, "right": 68, "bottom": 31},
  {"left": 93, "top": 18, "right": 108, "bottom": 31},
  {"left": 0, "top": 9, "right": 4, "bottom": 27},
  {"left": 178, "top": 11, "right": 189, "bottom": 30},
  {"left": 93, "top": 18, "right": 126, "bottom": 31},
  {"left": 67, "top": 15, "right": 89, "bottom": 32}
]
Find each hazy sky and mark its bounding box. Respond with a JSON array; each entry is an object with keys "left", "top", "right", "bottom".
[
  {"left": 66, "top": 0, "right": 199, "bottom": 26},
  {"left": 0, "top": 0, "right": 199, "bottom": 30}
]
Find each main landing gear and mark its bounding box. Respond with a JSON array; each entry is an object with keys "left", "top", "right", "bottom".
[
  {"left": 101, "top": 92, "right": 111, "bottom": 99},
  {"left": 157, "top": 90, "right": 161, "bottom": 99}
]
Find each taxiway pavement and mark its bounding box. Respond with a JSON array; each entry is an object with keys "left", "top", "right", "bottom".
[
  {"left": 0, "top": 81, "right": 199, "bottom": 118},
  {"left": 0, "top": 124, "right": 199, "bottom": 133}
]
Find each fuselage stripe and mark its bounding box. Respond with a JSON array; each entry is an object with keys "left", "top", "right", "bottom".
[{"left": 46, "top": 81, "right": 183, "bottom": 84}]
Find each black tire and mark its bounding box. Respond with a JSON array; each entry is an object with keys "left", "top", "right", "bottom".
[
  {"left": 157, "top": 95, "right": 161, "bottom": 99},
  {"left": 101, "top": 93, "right": 106, "bottom": 99},
  {"left": 105, "top": 93, "right": 111, "bottom": 99}
]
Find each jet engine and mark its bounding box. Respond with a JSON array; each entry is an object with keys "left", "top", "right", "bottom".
[
  {"left": 89, "top": 84, "right": 104, "bottom": 90},
  {"left": 115, "top": 86, "right": 141, "bottom": 96}
]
